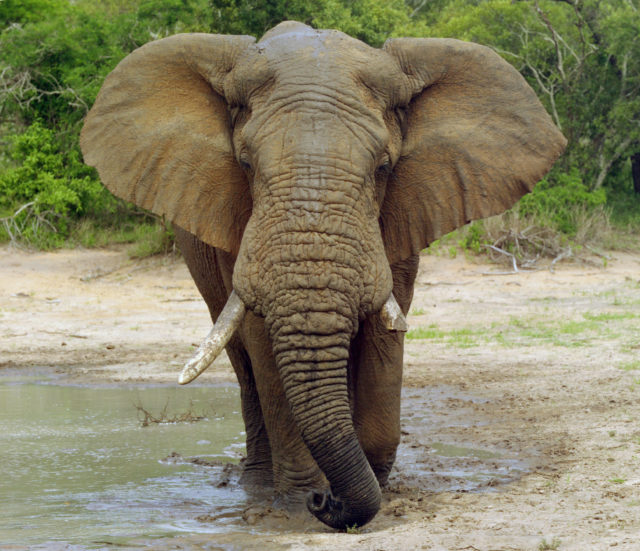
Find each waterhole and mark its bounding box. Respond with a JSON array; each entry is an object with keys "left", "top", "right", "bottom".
[
  {"left": 1, "top": 370, "right": 533, "bottom": 548},
  {"left": 0, "top": 370, "right": 246, "bottom": 548}
]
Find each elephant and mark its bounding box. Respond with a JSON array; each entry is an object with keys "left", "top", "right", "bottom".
[{"left": 80, "top": 21, "right": 566, "bottom": 530}]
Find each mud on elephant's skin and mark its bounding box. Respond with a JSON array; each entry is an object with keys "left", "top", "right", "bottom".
[{"left": 80, "top": 21, "right": 566, "bottom": 530}]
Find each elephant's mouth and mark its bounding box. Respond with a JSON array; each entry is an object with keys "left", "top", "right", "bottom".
[{"left": 177, "top": 291, "right": 407, "bottom": 385}]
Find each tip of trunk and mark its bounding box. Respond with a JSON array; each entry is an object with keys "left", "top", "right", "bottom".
[{"left": 306, "top": 485, "right": 381, "bottom": 530}]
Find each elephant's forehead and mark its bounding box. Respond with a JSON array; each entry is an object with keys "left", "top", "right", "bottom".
[
  {"left": 262, "top": 29, "right": 393, "bottom": 83},
  {"left": 230, "top": 26, "right": 410, "bottom": 107}
]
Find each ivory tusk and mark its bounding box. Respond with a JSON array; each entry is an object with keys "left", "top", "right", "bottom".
[
  {"left": 379, "top": 293, "right": 408, "bottom": 332},
  {"left": 178, "top": 290, "right": 246, "bottom": 385}
]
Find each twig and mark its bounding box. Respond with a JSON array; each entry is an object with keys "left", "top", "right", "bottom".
[
  {"left": 80, "top": 267, "right": 121, "bottom": 282},
  {"left": 549, "top": 247, "right": 573, "bottom": 272},
  {"left": 481, "top": 244, "right": 541, "bottom": 276},
  {"left": 485, "top": 244, "right": 520, "bottom": 273},
  {"left": 0, "top": 202, "right": 60, "bottom": 247},
  {"left": 134, "top": 399, "right": 208, "bottom": 427},
  {"left": 41, "top": 330, "right": 89, "bottom": 339},
  {"left": 79, "top": 264, "right": 138, "bottom": 282}
]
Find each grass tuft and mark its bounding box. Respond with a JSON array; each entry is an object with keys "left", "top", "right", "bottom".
[
  {"left": 538, "top": 537, "right": 562, "bottom": 551},
  {"left": 619, "top": 361, "right": 640, "bottom": 371}
]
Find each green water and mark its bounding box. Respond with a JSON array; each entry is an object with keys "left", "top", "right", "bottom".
[{"left": 0, "top": 372, "right": 246, "bottom": 548}]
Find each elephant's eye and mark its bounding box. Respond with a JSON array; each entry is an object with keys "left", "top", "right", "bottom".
[
  {"left": 376, "top": 158, "right": 392, "bottom": 177},
  {"left": 230, "top": 104, "right": 247, "bottom": 126},
  {"left": 239, "top": 159, "right": 252, "bottom": 172}
]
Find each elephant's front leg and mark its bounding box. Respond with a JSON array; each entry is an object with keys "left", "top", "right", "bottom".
[
  {"left": 351, "top": 255, "right": 420, "bottom": 485},
  {"left": 175, "top": 229, "right": 274, "bottom": 488},
  {"left": 238, "top": 313, "right": 328, "bottom": 507},
  {"left": 225, "top": 336, "right": 274, "bottom": 488}
]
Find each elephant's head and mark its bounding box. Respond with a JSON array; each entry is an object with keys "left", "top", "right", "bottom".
[{"left": 80, "top": 21, "right": 565, "bottom": 529}]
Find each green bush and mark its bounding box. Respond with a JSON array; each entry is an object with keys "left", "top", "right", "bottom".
[
  {"left": 457, "top": 221, "right": 489, "bottom": 253},
  {"left": 518, "top": 168, "right": 607, "bottom": 235},
  {"left": 0, "top": 122, "right": 113, "bottom": 247}
]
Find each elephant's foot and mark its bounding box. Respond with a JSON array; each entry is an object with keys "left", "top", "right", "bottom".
[
  {"left": 239, "top": 458, "right": 274, "bottom": 489},
  {"left": 271, "top": 461, "right": 328, "bottom": 511},
  {"left": 368, "top": 450, "right": 397, "bottom": 487}
]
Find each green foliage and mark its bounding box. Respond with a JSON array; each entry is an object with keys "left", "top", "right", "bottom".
[
  {"left": 0, "top": 0, "right": 214, "bottom": 249},
  {"left": 518, "top": 168, "right": 607, "bottom": 235},
  {"left": 607, "top": 188, "right": 640, "bottom": 231},
  {"left": 538, "top": 537, "right": 562, "bottom": 551},
  {"left": 0, "top": 122, "right": 111, "bottom": 246},
  {"left": 619, "top": 360, "right": 640, "bottom": 371},
  {"left": 0, "top": 0, "right": 68, "bottom": 27},
  {"left": 126, "top": 222, "right": 176, "bottom": 258},
  {"left": 209, "top": 0, "right": 423, "bottom": 45},
  {"left": 68, "top": 218, "right": 173, "bottom": 256},
  {"left": 457, "top": 221, "right": 488, "bottom": 254},
  {"left": 406, "top": 325, "right": 479, "bottom": 347},
  {"left": 310, "top": 0, "right": 425, "bottom": 46}
]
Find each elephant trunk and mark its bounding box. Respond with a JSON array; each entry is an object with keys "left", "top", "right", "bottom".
[{"left": 268, "top": 305, "right": 381, "bottom": 529}]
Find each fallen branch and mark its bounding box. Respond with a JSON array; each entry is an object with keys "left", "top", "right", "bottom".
[
  {"left": 41, "top": 330, "right": 89, "bottom": 339},
  {"left": 423, "top": 281, "right": 472, "bottom": 287},
  {"left": 134, "top": 399, "right": 208, "bottom": 427},
  {"left": 80, "top": 267, "right": 123, "bottom": 282},
  {"left": 481, "top": 244, "right": 541, "bottom": 275},
  {"left": 0, "top": 201, "right": 60, "bottom": 247},
  {"left": 487, "top": 244, "right": 520, "bottom": 272},
  {"left": 549, "top": 247, "right": 573, "bottom": 272}
]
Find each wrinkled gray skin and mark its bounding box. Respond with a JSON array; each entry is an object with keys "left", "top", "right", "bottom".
[{"left": 80, "top": 21, "right": 566, "bottom": 529}]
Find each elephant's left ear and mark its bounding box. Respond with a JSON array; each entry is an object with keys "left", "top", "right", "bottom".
[{"left": 380, "top": 38, "right": 567, "bottom": 264}]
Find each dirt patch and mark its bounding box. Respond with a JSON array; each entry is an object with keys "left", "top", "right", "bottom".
[{"left": 2, "top": 245, "right": 639, "bottom": 550}]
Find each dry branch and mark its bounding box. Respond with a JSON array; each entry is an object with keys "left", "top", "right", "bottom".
[
  {"left": 134, "top": 399, "right": 209, "bottom": 427},
  {"left": 0, "top": 202, "right": 60, "bottom": 246},
  {"left": 478, "top": 214, "right": 582, "bottom": 274},
  {"left": 549, "top": 247, "right": 573, "bottom": 272}
]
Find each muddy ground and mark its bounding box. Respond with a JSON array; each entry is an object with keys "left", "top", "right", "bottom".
[{"left": 1, "top": 244, "right": 639, "bottom": 550}]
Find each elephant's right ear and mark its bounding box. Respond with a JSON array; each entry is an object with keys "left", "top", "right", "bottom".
[{"left": 80, "top": 33, "right": 255, "bottom": 254}]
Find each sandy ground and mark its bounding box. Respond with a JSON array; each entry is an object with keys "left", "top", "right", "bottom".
[{"left": 1, "top": 244, "right": 640, "bottom": 550}]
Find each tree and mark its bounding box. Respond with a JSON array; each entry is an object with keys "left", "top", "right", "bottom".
[
  {"left": 412, "top": 0, "right": 640, "bottom": 193},
  {"left": 207, "top": 0, "right": 424, "bottom": 46}
]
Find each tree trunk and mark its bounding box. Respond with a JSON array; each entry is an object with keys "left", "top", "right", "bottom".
[{"left": 632, "top": 153, "right": 640, "bottom": 195}]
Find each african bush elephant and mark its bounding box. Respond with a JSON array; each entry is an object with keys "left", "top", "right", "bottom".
[{"left": 80, "top": 21, "right": 565, "bottom": 530}]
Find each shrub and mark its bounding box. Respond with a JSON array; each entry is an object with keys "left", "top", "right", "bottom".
[
  {"left": 518, "top": 168, "right": 607, "bottom": 235},
  {"left": 0, "top": 122, "right": 113, "bottom": 247},
  {"left": 457, "top": 221, "right": 489, "bottom": 253}
]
